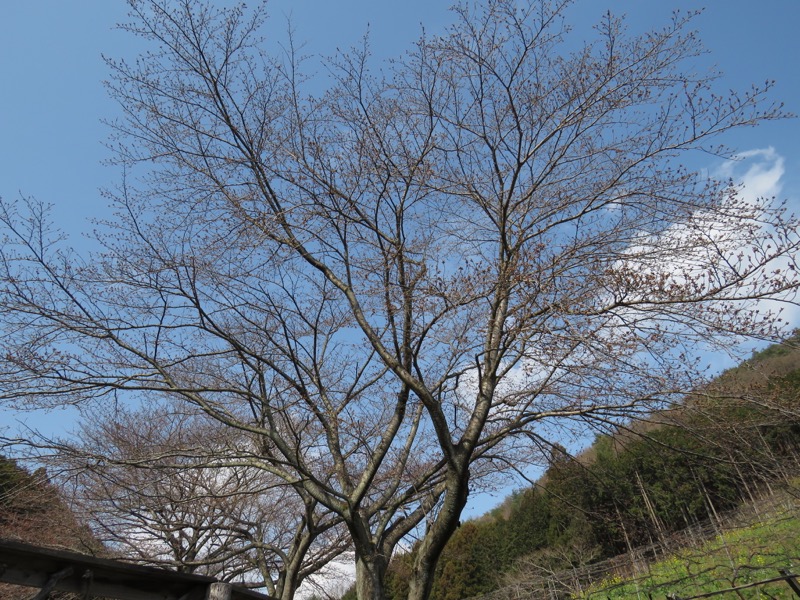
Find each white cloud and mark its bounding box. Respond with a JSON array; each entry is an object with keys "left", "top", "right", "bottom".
[
  {"left": 623, "top": 148, "right": 796, "bottom": 324},
  {"left": 709, "top": 148, "right": 798, "bottom": 328},
  {"left": 715, "top": 147, "right": 784, "bottom": 201}
]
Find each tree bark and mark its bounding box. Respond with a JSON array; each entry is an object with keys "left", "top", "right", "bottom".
[
  {"left": 407, "top": 467, "right": 470, "bottom": 600},
  {"left": 355, "top": 552, "right": 388, "bottom": 600}
]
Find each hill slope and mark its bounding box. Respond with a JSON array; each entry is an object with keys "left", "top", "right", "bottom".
[{"left": 380, "top": 335, "right": 800, "bottom": 600}]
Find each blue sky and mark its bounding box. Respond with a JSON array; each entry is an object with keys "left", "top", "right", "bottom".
[
  {"left": 1, "top": 1, "right": 799, "bottom": 515},
  {"left": 1, "top": 1, "right": 798, "bottom": 242}
]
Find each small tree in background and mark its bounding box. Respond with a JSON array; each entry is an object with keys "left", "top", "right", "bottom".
[
  {"left": 1, "top": 1, "right": 798, "bottom": 598},
  {"left": 58, "top": 403, "right": 348, "bottom": 600}
]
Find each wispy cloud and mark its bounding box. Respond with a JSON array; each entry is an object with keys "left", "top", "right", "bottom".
[
  {"left": 713, "top": 148, "right": 798, "bottom": 330},
  {"left": 715, "top": 147, "right": 785, "bottom": 202}
]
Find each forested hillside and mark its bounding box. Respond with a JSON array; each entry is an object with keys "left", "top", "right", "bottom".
[
  {"left": 0, "top": 455, "right": 103, "bottom": 599},
  {"left": 374, "top": 336, "right": 800, "bottom": 600},
  {"left": 0, "top": 455, "right": 99, "bottom": 551}
]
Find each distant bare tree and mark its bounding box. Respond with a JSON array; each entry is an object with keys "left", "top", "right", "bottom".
[
  {"left": 55, "top": 404, "right": 347, "bottom": 600},
  {"left": 1, "top": 1, "right": 798, "bottom": 599}
]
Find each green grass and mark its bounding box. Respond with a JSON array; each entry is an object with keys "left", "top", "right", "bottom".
[{"left": 580, "top": 512, "right": 800, "bottom": 599}]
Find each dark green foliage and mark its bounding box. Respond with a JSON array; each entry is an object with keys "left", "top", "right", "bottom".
[
  {"left": 573, "top": 426, "right": 743, "bottom": 557},
  {"left": 501, "top": 489, "right": 552, "bottom": 556},
  {"left": 385, "top": 550, "right": 413, "bottom": 600},
  {"left": 431, "top": 522, "right": 494, "bottom": 600},
  {"left": 0, "top": 456, "right": 26, "bottom": 504},
  {"left": 0, "top": 456, "right": 52, "bottom": 526}
]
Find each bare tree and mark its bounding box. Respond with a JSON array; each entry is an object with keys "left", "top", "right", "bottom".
[
  {"left": 1, "top": 1, "right": 798, "bottom": 599},
  {"left": 57, "top": 403, "right": 347, "bottom": 600}
]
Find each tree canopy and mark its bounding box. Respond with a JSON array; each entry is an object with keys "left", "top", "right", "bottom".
[{"left": 0, "top": 1, "right": 797, "bottom": 599}]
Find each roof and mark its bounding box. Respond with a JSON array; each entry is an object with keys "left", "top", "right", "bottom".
[{"left": 0, "top": 538, "right": 275, "bottom": 600}]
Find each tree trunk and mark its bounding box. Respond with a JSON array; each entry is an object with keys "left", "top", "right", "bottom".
[
  {"left": 407, "top": 468, "right": 470, "bottom": 600},
  {"left": 355, "top": 552, "right": 388, "bottom": 600},
  {"left": 278, "top": 577, "right": 297, "bottom": 600}
]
